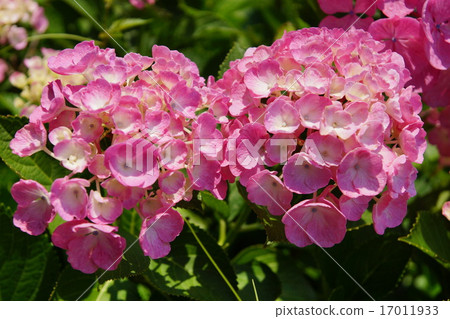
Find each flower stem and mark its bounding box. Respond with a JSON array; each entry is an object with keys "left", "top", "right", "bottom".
[{"left": 183, "top": 217, "right": 242, "bottom": 301}]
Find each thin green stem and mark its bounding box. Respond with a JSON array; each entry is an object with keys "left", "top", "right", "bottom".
[
  {"left": 183, "top": 217, "right": 242, "bottom": 301},
  {"left": 27, "top": 33, "right": 99, "bottom": 44}
]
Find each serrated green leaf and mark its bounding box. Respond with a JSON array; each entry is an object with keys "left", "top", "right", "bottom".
[
  {"left": 146, "top": 224, "right": 239, "bottom": 300},
  {"left": 218, "top": 42, "right": 246, "bottom": 78},
  {"left": 0, "top": 209, "right": 56, "bottom": 300},
  {"left": 97, "top": 229, "right": 150, "bottom": 284},
  {"left": 0, "top": 116, "right": 69, "bottom": 189},
  {"left": 399, "top": 211, "right": 450, "bottom": 269}
]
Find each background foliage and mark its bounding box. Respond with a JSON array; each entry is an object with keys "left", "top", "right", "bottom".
[{"left": 1, "top": 0, "right": 449, "bottom": 301}]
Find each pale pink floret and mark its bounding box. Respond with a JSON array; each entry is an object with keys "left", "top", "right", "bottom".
[
  {"left": 264, "top": 99, "right": 300, "bottom": 134},
  {"left": 283, "top": 153, "right": 332, "bottom": 194},
  {"left": 300, "top": 63, "right": 335, "bottom": 95},
  {"left": 88, "top": 154, "right": 111, "bottom": 179},
  {"left": 246, "top": 170, "right": 293, "bottom": 216},
  {"left": 93, "top": 64, "right": 127, "bottom": 85},
  {"left": 189, "top": 154, "right": 221, "bottom": 192},
  {"left": 87, "top": 190, "right": 123, "bottom": 224},
  {"left": 10, "top": 121, "right": 47, "bottom": 157},
  {"left": 398, "top": 123, "right": 427, "bottom": 164},
  {"left": 50, "top": 178, "right": 90, "bottom": 221},
  {"left": 101, "top": 178, "right": 145, "bottom": 210},
  {"left": 138, "top": 195, "right": 166, "bottom": 219},
  {"left": 31, "top": 6, "right": 49, "bottom": 33},
  {"left": 160, "top": 139, "right": 188, "bottom": 171},
  {"left": 320, "top": 104, "right": 357, "bottom": 140},
  {"left": 282, "top": 198, "right": 347, "bottom": 248},
  {"left": 159, "top": 171, "right": 186, "bottom": 203},
  {"left": 373, "top": 193, "right": 409, "bottom": 235},
  {"left": 52, "top": 220, "right": 126, "bottom": 274},
  {"left": 193, "top": 113, "right": 223, "bottom": 159},
  {"left": 339, "top": 195, "right": 371, "bottom": 221},
  {"left": 139, "top": 207, "right": 184, "bottom": 259},
  {"left": 8, "top": 25, "right": 28, "bottom": 50},
  {"left": 167, "top": 82, "right": 201, "bottom": 119},
  {"left": 144, "top": 110, "right": 171, "bottom": 140},
  {"left": 265, "top": 133, "right": 297, "bottom": 164},
  {"left": 244, "top": 59, "right": 282, "bottom": 98},
  {"left": 48, "top": 126, "right": 72, "bottom": 145},
  {"left": 104, "top": 139, "right": 159, "bottom": 188},
  {"left": 111, "top": 106, "right": 143, "bottom": 135},
  {"left": 79, "top": 79, "right": 121, "bottom": 113},
  {"left": 48, "top": 41, "right": 98, "bottom": 75},
  {"left": 302, "top": 132, "right": 344, "bottom": 167},
  {"left": 11, "top": 180, "right": 55, "bottom": 236},
  {"left": 53, "top": 138, "right": 91, "bottom": 173},
  {"left": 295, "top": 94, "right": 332, "bottom": 130},
  {"left": 72, "top": 113, "right": 103, "bottom": 143},
  {"left": 41, "top": 80, "right": 65, "bottom": 114},
  {"left": 387, "top": 155, "right": 417, "bottom": 198},
  {"left": 337, "top": 148, "right": 387, "bottom": 198}
]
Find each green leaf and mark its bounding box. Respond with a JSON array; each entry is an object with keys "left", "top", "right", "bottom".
[
  {"left": 232, "top": 245, "right": 317, "bottom": 300},
  {"left": 96, "top": 279, "right": 142, "bottom": 301},
  {"left": 0, "top": 92, "right": 20, "bottom": 115},
  {"left": 218, "top": 42, "right": 246, "bottom": 78},
  {"left": 228, "top": 182, "right": 246, "bottom": 221},
  {"left": 146, "top": 224, "right": 239, "bottom": 300},
  {"left": 97, "top": 230, "right": 150, "bottom": 284},
  {"left": 314, "top": 226, "right": 411, "bottom": 300},
  {"left": 0, "top": 208, "right": 57, "bottom": 300},
  {"left": 118, "top": 209, "right": 142, "bottom": 237},
  {"left": 107, "top": 18, "right": 152, "bottom": 34},
  {"left": 0, "top": 116, "right": 69, "bottom": 189},
  {"left": 55, "top": 267, "right": 97, "bottom": 301},
  {"left": 399, "top": 211, "right": 450, "bottom": 269},
  {"left": 233, "top": 259, "right": 281, "bottom": 300},
  {"left": 200, "top": 191, "right": 229, "bottom": 219}
]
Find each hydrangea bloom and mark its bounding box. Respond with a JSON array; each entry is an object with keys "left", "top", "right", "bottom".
[
  {"left": 10, "top": 41, "right": 228, "bottom": 273},
  {"left": 0, "top": 0, "right": 48, "bottom": 82},
  {"left": 214, "top": 27, "right": 425, "bottom": 247}
]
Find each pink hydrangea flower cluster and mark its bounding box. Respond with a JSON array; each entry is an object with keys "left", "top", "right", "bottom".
[
  {"left": 0, "top": 0, "right": 48, "bottom": 50},
  {"left": 212, "top": 27, "right": 425, "bottom": 248},
  {"left": 318, "top": 0, "right": 450, "bottom": 108},
  {"left": 9, "top": 41, "right": 229, "bottom": 273}
]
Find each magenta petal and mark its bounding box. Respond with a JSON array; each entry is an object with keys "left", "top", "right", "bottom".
[
  {"left": 282, "top": 199, "right": 347, "bottom": 248},
  {"left": 283, "top": 153, "right": 331, "bottom": 194},
  {"left": 373, "top": 194, "right": 408, "bottom": 235}
]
